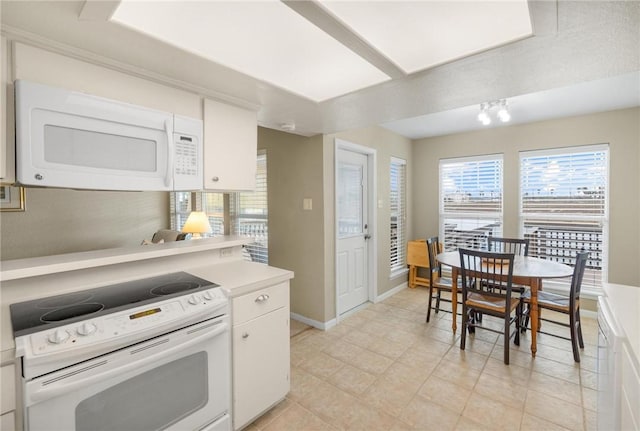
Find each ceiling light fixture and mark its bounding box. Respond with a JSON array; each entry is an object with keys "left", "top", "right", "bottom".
[{"left": 477, "top": 99, "right": 511, "bottom": 125}]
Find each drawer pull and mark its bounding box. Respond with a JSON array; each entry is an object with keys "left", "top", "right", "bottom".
[
  {"left": 255, "top": 294, "right": 270, "bottom": 303},
  {"left": 242, "top": 332, "right": 249, "bottom": 339}
]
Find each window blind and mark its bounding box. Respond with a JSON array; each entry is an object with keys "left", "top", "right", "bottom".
[
  {"left": 390, "top": 158, "right": 407, "bottom": 272},
  {"left": 230, "top": 151, "right": 268, "bottom": 263},
  {"left": 520, "top": 145, "right": 608, "bottom": 290},
  {"left": 439, "top": 155, "right": 503, "bottom": 251}
]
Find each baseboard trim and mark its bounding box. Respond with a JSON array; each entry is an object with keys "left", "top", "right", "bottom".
[
  {"left": 375, "top": 282, "right": 407, "bottom": 303},
  {"left": 290, "top": 312, "right": 336, "bottom": 331}
]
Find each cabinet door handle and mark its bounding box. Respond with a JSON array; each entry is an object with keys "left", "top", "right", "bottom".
[
  {"left": 255, "top": 294, "right": 270, "bottom": 303},
  {"left": 211, "top": 176, "right": 219, "bottom": 182},
  {"left": 242, "top": 332, "right": 249, "bottom": 339}
]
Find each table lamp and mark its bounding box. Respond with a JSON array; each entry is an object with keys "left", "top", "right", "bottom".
[{"left": 181, "top": 211, "right": 212, "bottom": 239}]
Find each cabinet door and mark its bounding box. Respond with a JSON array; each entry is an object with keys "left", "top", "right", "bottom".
[
  {"left": 203, "top": 98, "right": 257, "bottom": 191},
  {"left": 233, "top": 306, "right": 289, "bottom": 430},
  {"left": 621, "top": 343, "right": 640, "bottom": 430}
]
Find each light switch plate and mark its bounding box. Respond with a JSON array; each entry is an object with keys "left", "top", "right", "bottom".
[{"left": 303, "top": 198, "right": 313, "bottom": 210}]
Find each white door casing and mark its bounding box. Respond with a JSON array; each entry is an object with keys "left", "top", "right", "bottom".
[{"left": 335, "top": 141, "right": 376, "bottom": 317}]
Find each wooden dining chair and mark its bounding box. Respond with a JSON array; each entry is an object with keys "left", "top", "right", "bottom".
[
  {"left": 487, "top": 236, "right": 529, "bottom": 256},
  {"left": 458, "top": 248, "right": 522, "bottom": 365},
  {"left": 521, "top": 251, "right": 589, "bottom": 362},
  {"left": 425, "top": 236, "right": 461, "bottom": 322}
]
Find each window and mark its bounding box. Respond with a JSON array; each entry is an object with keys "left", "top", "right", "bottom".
[
  {"left": 439, "top": 155, "right": 503, "bottom": 251},
  {"left": 230, "top": 151, "right": 268, "bottom": 263},
  {"left": 171, "top": 151, "right": 268, "bottom": 263},
  {"left": 520, "top": 145, "right": 608, "bottom": 291},
  {"left": 390, "top": 157, "right": 407, "bottom": 274}
]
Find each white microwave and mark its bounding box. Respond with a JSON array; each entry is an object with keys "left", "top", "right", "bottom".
[{"left": 15, "top": 80, "right": 203, "bottom": 191}]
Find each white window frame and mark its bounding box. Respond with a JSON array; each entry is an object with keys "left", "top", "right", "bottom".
[
  {"left": 519, "top": 144, "right": 609, "bottom": 295},
  {"left": 390, "top": 157, "right": 407, "bottom": 277},
  {"left": 439, "top": 154, "right": 504, "bottom": 252}
]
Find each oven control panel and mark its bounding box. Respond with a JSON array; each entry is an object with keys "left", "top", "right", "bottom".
[{"left": 23, "top": 287, "right": 228, "bottom": 357}]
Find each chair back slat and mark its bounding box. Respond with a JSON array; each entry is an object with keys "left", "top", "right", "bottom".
[
  {"left": 426, "top": 237, "right": 441, "bottom": 278},
  {"left": 571, "top": 251, "right": 589, "bottom": 305},
  {"left": 487, "top": 236, "right": 529, "bottom": 256},
  {"left": 458, "top": 248, "right": 515, "bottom": 302}
]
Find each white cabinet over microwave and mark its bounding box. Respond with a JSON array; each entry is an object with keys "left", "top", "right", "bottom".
[{"left": 15, "top": 80, "right": 203, "bottom": 191}]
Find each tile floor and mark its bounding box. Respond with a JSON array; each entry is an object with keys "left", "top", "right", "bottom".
[{"left": 246, "top": 287, "right": 598, "bottom": 431}]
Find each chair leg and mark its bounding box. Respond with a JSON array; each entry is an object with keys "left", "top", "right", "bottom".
[
  {"left": 569, "top": 309, "right": 581, "bottom": 363},
  {"left": 426, "top": 286, "right": 434, "bottom": 323},
  {"left": 460, "top": 305, "right": 467, "bottom": 351},
  {"left": 503, "top": 315, "right": 510, "bottom": 365},
  {"left": 576, "top": 308, "right": 585, "bottom": 348},
  {"left": 521, "top": 304, "right": 529, "bottom": 333},
  {"left": 435, "top": 291, "right": 441, "bottom": 314},
  {"left": 514, "top": 304, "right": 521, "bottom": 347}
]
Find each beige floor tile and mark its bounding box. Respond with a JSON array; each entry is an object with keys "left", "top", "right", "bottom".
[
  {"left": 473, "top": 370, "right": 528, "bottom": 410},
  {"left": 524, "top": 389, "right": 584, "bottom": 430},
  {"left": 384, "top": 328, "right": 421, "bottom": 346},
  {"left": 299, "top": 351, "right": 346, "bottom": 379},
  {"left": 443, "top": 348, "right": 489, "bottom": 371},
  {"left": 417, "top": 374, "right": 472, "bottom": 415},
  {"left": 400, "top": 396, "right": 460, "bottom": 431},
  {"left": 261, "top": 402, "right": 338, "bottom": 431},
  {"left": 335, "top": 400, "right": 397, "bottom": 431},
  {"left": 250, "top": 398, "right": 292, "bottom": 429},
  {"left": 528, "top": 371, "right": 583, "bottom": 406},
  {"left": 291, "top": 319, "right": 312, "bottom": 338},
  {"left": 454, "top": 416, "right": 494, "bottom": 430},
  {"left": 289, "top": 366, "right": 324, "bottom": 402},
  {"left": 580, "top": 368, "right": 598, "bottom": 390},
  {"left": 584, "top": 408, "right": 598, "bottom": 431},
  {"left": 461, "top": 392, "right": 524, "bottom": 431},
  {"left": 433, "top": 358, "right": 482, "bottom": 391},
  {"left": 326, "top": 363, "right": 376, "bottom": 396},
  {"left": 530, "top": 355, "right": 582, "bottom": 384},
  {"left": 341, "top": 328, "right": 379, "bottom": 349},
  {"left": 361, "top": 377, "right": 419, "bottom": 418},
  {"left": 358, "top": 319, "right": 394, "bottom": 337},
  {"left": 296, "top": 379, "right": 360, "bottom": 426},
  {"left": 582, "top": 385, "right": 597, "bottom": 412},
  {"left": 366, "top": 336, "right": 412, "bottom": 360},
  {"left": 520, "top": 413, "right": 572, "bottom": 430},
  {"left": 482, "top": 357, "right": 532, "bottom": 384}
]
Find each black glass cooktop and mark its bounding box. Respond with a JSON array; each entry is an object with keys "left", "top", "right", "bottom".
[{"left": 10, "top": 272, "right": 218, "bottom": 337}]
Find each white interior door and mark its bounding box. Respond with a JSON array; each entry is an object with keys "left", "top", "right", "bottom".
[{"left": 337, "top": 148, "right": 369, "bottom": 315}]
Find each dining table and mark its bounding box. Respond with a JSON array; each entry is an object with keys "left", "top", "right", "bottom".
[{"left": 436, "top": 250, "right": 574, "bottom": 357}]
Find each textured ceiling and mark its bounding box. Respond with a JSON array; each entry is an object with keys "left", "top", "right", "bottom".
[{"left": 1, "top": 1, "right": 639, "bottom": 138}]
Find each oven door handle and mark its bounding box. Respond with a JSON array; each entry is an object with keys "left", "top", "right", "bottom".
[{"left": 26, "top": 320, "right": 228, "bottom": 405}]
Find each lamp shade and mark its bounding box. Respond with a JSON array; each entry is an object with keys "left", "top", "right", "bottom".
[{"left": 181, "top": 211, "right": 212, "bottom": 238}]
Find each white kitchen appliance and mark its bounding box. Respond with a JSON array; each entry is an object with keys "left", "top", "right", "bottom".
[
  {"left": 11, "top": 272, "right": 231, "bottom": 431},
  {"left": 15, "top": 79, "right": 203, "bottom": 191},
  {"left": 597, "top": 295, "right": 623, "bottom": 431}
]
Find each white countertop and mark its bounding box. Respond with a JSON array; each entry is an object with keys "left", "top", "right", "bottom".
[
  {"left": 602, "top": 282, "right": 640, "bottom": 361},
  {"left": 0, "top": 236, "right": 249, "bottom": 282}
]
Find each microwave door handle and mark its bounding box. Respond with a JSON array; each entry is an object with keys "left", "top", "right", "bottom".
[{"left": 165, "top": 119, "right": 173, "bottom": 188}]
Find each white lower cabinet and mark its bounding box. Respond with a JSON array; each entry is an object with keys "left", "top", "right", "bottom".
[
  {"left": 231, "top": 282, "right": 290, "bottom": 430},
  {"left": 621, "top": 343, "right": 640, "bottom": 430}
]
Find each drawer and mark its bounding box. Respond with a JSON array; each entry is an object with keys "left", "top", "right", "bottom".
[
  {"left": 232, "top": 282, "right": 289, "bottom": 325},
  {"left": 1, "top": 364, "right": 15, "bottom": 414}
]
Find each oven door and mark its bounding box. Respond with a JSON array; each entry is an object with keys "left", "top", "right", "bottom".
[{"left": 23, "top": 316, "right": 230, "bottom": 431}]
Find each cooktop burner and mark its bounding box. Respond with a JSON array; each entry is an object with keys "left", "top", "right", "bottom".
[{"left": 10, "top": 272, "right": 219, "bottom": 337}]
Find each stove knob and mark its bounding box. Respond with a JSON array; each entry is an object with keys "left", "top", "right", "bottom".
[
  {"left": 77, "top": 322, "right": 97, "bottom": 336},
  {"left": 188, "top": 295, "right": 200, "bottom": 305},
  {"left": 203, "top": 291, "right": 213, "bottom": 301},
  {"left": 48, "top": 329, "right": 70, "bottom": 344}
]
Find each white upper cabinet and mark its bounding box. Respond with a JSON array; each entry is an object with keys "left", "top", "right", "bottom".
[{"left": 203, "top": 98, "right": 257, "bottom": 191}]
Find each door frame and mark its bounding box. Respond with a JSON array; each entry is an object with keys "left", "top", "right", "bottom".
[{"left": 334, "top": 139, "right": 377, "bottom": 323}]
